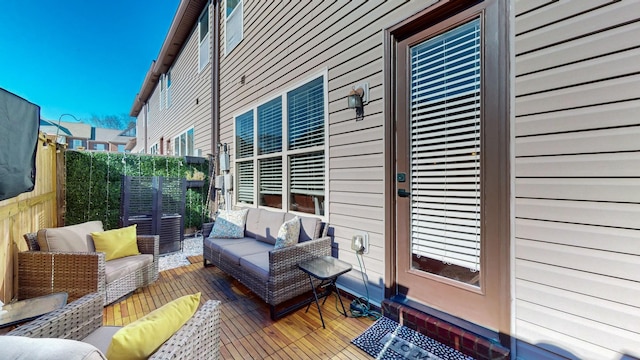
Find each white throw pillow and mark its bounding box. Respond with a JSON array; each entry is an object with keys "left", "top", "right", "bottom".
[
  {"left": 274, "top": 216, "right": 301, "bottom": 249},
  {"left": 209, "top": 209, "right": 249, "bottom": 239}
]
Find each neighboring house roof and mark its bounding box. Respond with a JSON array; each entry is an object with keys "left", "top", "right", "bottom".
[
  {"left": 130, "top": 0, "right": 209, "bottom": 117},
  {"left": 60, "top": 121, "right": 92, "bottom": 138},
  {"left": 39, "top": 119, "right": 72, "bottom": 136}
]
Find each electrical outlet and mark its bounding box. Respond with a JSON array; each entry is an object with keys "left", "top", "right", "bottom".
[{"left": 351, "top": 232, "right": 369, "bottom": 254}]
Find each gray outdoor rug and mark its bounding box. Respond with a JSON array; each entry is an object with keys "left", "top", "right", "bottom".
[{"left": 352, "top": 317, "right": 474, "bottom": 360}]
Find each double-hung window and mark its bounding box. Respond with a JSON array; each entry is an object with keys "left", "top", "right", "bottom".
[
  {"left": 225, "top": 0, "right": 243, "bottom": 55},
  {"left": 199, "top": 7, "right": 210, "bottom": 71},
  {"left": 166, "top": 70, "right": 172, "bottom": 108},
  {"left": 159, "top": 74, "right": 165, "bottom": 111},
  {"left": 234, "top": 75, "right": 326, "bottom": 216}
]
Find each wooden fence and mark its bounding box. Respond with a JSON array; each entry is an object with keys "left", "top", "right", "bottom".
[{"left": 0, "top": 136, "right": 62, "bottom": 302}]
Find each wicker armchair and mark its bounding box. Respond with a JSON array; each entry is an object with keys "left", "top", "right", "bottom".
[
  {"left": 19, "top": 232, "right": 159, "bottom": 306},
  {"left": 5, "top": 293, "right": 221, "bottom": 360}
]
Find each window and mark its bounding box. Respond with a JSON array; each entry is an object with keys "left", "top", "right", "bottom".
[
  {"left": 173, "top": 128, "right": 195, "bottom": 156},
  {"left": 117, "top": 144, "right": 126, "bottom": 153},
  {"left": 234, "top": 75, "right": 326, "bottom": 215},
  {"left": 166, "top": 70, "right": 172, "bottom": 108},
  {"left": 199, "top": 7, "right": 210, "bottom": 71},
  {"left": 159, "top": 74, "right": 165, "bottom": 111},
  {"left": 150, "top": 143, "right": 159, "bottom": 155},
  {"left": 225, "top": 0, "right": 243, "bottom": 55},
  {"left": 72, "top": 139, "right": 84, "bottom": 149},
  {"left": 94, "top": 143, "right": 106, "bottom": 151}
]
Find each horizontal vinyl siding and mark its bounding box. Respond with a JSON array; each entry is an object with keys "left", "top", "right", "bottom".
[
  {"left": 218, "top": 0, "right": 439, "bottom": 303},
  {"left": 514, "top": 1, "right": 640, "bottom": 359},
  {"left": 145, "top": 4, "right": 213, "bottom": 156}
]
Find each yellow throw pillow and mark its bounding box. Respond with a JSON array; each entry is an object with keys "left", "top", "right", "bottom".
[
  {"left": 91, "top": 225, "right": 140, "bottom": 261},
  {"left": 106, "top": 292, "right": 201, "bottom": 360}
]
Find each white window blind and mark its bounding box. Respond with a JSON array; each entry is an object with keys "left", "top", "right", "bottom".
[
  {"left": 258, "top": 98, "right": 282, "bottom": 155},
  {"left": 237, "top": 161, "right": 254, "bottom": 204},
  {"left": 225, "top": 0, "right": 243, "bottom": 54},
  {"left": 290, "top": 152, "right": 324, "bottom": 196},
  {"left": 259, "top": 157, "right": 282, "bottom": 196},
  {"left": 235, "top": 111, "right": 253, "bottom": 159},
  {"left": 199, "top": 8, "right": 210, "bottom": 71},
  {"left": 288, "top": 76, "right": 324, "bottom": 150},
  {"left": 410, "top": 18, "right": 481, "bottom": 272}
]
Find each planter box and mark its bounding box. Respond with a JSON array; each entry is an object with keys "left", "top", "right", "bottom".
[
  {"left": 186, "top": 180, "right": 205, "bottom": 188},
  {"left": 184, "top": 156, "right": 206, "bottom": 164}
]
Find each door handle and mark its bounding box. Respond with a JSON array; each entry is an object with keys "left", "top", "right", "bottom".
[{"left": 398, "top": 189, "right": 411, "bottom": 197}]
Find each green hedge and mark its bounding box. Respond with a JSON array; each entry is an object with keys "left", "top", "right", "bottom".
[{"left": 65, "top": 151, "right": 210, "bottom": 230}]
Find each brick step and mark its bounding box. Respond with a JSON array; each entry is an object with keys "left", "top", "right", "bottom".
[{"left": 381, "top": 300, "right": 510, "bottom": 360}]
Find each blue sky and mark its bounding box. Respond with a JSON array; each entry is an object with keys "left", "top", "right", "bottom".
[{"left": 0, "top": 0, "right": 180, "bottom": 126}]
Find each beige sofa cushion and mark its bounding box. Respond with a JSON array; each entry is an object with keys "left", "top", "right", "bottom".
[
  {"left": 37, "top": 221, "right": 104, "bottom": 252},
  {"left": 0, "top": 335, "right": 107, "bottom": 360},
  {"left": 105, "top": 254, "right": 153, "bottom": 284}
]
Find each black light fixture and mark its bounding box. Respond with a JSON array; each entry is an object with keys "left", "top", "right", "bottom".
[
  {"left": 347, "top": 87, "right": 364, "bottom": 109},
  {"left": 347, "top": 83, "right": 369, "bottom": 121}
]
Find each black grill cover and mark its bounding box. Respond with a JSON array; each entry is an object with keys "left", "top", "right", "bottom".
[{"left": 0, "top": 88, "right": 40, "bottom": 201}]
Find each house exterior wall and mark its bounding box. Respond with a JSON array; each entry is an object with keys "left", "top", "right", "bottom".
[
  {"left": 513, "top": 1, "right": 640, "bottom": 359},
  {"left": 217, "top": 0, "right": 444, "bottom": 303},
  {"left": 142, "top": 3, "right": 213, "bottom": 156}
]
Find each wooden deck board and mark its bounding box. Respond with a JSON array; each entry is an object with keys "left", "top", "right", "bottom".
[{"left": 103, "top": 258, "right": 374, "bottom": 359}]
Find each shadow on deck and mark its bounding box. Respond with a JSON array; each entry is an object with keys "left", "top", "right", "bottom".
[{"left": 103, "top": 255, "right": 374, "bottom": 359}]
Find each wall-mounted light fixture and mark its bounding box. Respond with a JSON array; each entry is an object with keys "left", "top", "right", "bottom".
[{"left": 347, "top": 83, "right": 369, "bottom": 121}]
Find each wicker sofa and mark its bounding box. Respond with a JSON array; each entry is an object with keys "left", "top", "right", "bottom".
[
  {"left": 3, "top": 292, "right": 221, "bottom": 359},
  {"left": 19, "top": 221, "right": 159, "bottom": 306},
  {"left": 203, "top": 208, "right": 331, "bottom": 319}
]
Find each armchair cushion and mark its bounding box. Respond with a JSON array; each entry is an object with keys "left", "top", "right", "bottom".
[
  {"left": 37, "top": 220, "right": 103, "bottom": 252},
  {"left": 0, "top": 336, "right": 107, "bottom": 360},
  {"left": 91, "top": 225, "right": 140, "bottom": 261},
  {"left": 106, "top": 292, "right": 201, "bottom": 360}
]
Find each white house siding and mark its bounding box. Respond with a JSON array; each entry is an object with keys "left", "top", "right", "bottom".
[
  {"left": 514, "top": 1, "right": 640, "bottom": 359},
  {"left": 218, "top": 0, "right": 441, "bottom": 303},
  {"left": 145, "top": 4, "right": 213, "bottom": 156}
]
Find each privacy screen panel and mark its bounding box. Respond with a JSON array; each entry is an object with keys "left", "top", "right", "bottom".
[{"left": 0, "top": 88, "right": 39, "bottom": 201}]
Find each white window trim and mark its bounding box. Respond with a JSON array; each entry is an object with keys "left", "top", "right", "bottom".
[
  {"left": 198, "top": 5, "right": 210, "bottom": 72},
  {"left": 232, "top": 70, "right": 329, "bottom": 219},
  {"left": 149, "top": 143, "right": 159, "bottom": 155},
  {"left": 172, "top": 127, "right": 195, "bottom": 157},
  {"left": 224, "top": 0, "right": 243, "bottom": 56}
]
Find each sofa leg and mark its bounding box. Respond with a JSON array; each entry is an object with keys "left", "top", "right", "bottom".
[
  {"left": 270, "top": 305, "right": 277, "bottom": 321},
  {"left": 203, "top": 259, "right": 214, "bottom": 267}
]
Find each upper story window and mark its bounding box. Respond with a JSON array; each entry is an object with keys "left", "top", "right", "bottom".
[
  {"left": 234, "top": 75, "right": 326, "bottom": 216},
  {"left": 166, "top": 70, "right": 172, "bottom": 108},
  {"left": 225, "top": 0, "right": 243, "bottom": 55},
  {"left": 159, "top": 74, "right": 165, "bottom": 111},
  {"left": 173, "top": 128, "right": 195, "bottom": 156},
  {"left": 199, "top": 7, "right": 210, "bottom": 71}
]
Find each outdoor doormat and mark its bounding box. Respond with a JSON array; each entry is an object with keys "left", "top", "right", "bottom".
[{"left": 352, "top": 317, "right": 474, "bottom": 360}]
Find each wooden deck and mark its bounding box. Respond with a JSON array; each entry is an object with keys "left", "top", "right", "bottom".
[{"left": 103, "top": 255, "right": 374, "bottom": 359}]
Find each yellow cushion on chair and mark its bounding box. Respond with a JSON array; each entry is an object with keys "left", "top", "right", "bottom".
[
  {"left": 106, "top": 292, "right": 202, "bottom": 360},
  {"left": 91, "top": 225, "right": 140, "bottom": 261}
]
